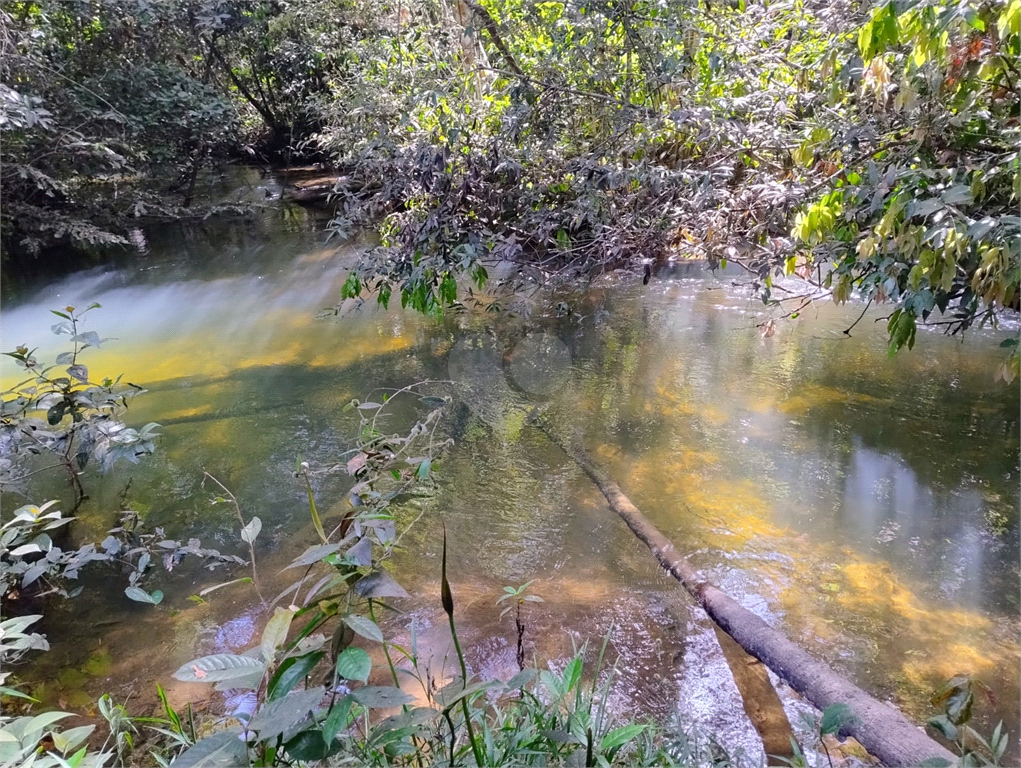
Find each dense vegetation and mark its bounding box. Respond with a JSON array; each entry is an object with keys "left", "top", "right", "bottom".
[
  {"left": 2, "top": 0, "right": 1018, "bottom": 369},
  {"left": 0, "top": 0, "right": 1019, "bottom": 764}
]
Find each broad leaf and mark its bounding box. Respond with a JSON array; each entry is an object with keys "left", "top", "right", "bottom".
[
  {"left": 352, "top": 569, "right": 410, "bottom": 599},
  {"left": 268, "top": 652, "right": 325, "bottom": 701},
  {"left": 247, "top": 686, "right": 325, "bottom": 740},
  {"left": 172, "top": 654, "right": 265, "bottom": 683},
  {"left": 261, "top": 608, "right": 295, "bottom": 662},
  {"left": 282, "top": 542, "right": 344, "bottom": 570},
  {"left": 240, "top": 516, "right": 261, "bottom": 544},
  {"left": 172, "top": 727, "right": 247, "bottom": 768},
  {"left": 819, "top": 703, "right": 855, "bottom": 736},
  {"left": 335, "top": 646, "right": 372, "bottom": 683},
  {"left": 351, "top": 686, "right": 414, "bottom": 709},
  {"left": 125, "top": 586, "right": 163, "bottom": 605},
  {"left": 344, "top": 614, "right": 383, "bottom": 643},
  {"left": 344, "top": 536, "right": 373, "bottom": 566},
  {"left": 600, "top": 724, "right": 647, "bottom": 752}
]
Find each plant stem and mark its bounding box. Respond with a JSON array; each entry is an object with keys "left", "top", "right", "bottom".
[
  {"left": 448, "top": 612, "right": 484, "bottom": 767},
  {"left": 202, "top": 472, "right": 265, "bottom": 604},
  {"left": 369, "top": 599, "right": 402, "bottom": 689}
]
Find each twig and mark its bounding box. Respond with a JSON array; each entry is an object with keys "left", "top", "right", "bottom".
[
  {"left": 202, "top": 471, "right": 266, "bottom": 605},
  {"left": 843, "top": 297, "right": 873, "bottom": 336}
]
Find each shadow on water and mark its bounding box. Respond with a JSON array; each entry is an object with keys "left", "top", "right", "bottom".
[{"left": 2, "top": 213, "right": 1018, "bottom": 761}]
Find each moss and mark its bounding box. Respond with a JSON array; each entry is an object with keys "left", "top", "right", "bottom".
[
  {"left": 58, "top": 667, "right": 88, "bottom": 689},
  {"left": 82, "top": 647, "right": 112, "bottom": 677}
]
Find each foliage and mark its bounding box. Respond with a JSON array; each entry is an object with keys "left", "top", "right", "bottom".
[
  {"left": 497, "top": 579, "right": 544, "bottom": 670},
  {"left": 3, "top": 0, "right": 1017, "bottom": 368},
  {"left": 0, "top": 1, "right": 242, "bottom": 260},
  {"left": 313, "top": 0, "right": 1019, "bottom": 368},
  {"left": 928, "top": 675, "right": 1010, "bottom": 765},
  {"left": 0, "top": 501, "right": 106, "bottom": 603},
  {"left": 783, "top": 0, "right": 1020, "bottom": 359},
  {"left": 1, "top": 304, "right": 158, "bottom": 506}
]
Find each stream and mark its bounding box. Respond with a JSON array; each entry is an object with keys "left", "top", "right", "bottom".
[{"left": 2, "top": 186, "right": 1018, "bottom": 762}]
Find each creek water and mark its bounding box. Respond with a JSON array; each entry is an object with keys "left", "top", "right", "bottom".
[{"left": 2, "top": 193, "right": 1018, "bottom": 761}]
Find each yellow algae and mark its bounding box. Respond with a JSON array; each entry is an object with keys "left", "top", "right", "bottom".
[
  {"left": 159, "top": 403, "right": 215, "bottom": 422},
  {"left": 653, "top": 383, "right": 729, "bottom": 424},
  {"left": 838, "top": 562, "right": 992, "bottom": 634},
  {"left": 56, "top": 309, "right": 417, "bottom": 390},
  {"left": 307, "top": 332, "right": 414, "bottom": 368},
  {"left": 776, "top": 383, "right": 885, "bottom": 416}
]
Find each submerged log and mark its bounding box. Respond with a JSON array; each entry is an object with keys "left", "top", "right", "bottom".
[
  {"left": 277, "top": 169, "right": 381, "bottom": 205},
  {"left": 535, "top": 421, "right": 956, "bottom": 767},
  {"left": 713, "top": 625, "right": 798, "bottom": 764}
]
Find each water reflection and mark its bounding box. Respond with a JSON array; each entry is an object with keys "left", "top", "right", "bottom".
[{"left": 1, "top": 218, "right": 1017, "bottom": 761}]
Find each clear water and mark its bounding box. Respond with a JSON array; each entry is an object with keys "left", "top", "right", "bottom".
[{"left": 2, "top": 203, "right": 1018, "bottom": 760}]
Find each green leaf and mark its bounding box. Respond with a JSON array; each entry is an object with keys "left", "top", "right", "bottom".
[
  {"left": 198, "top": 577, "right": 253, "bottom": 596},
  {"left": 600, "top": 724, "right": 647, "bottom": 752},
  {"left": 415, "top": 458, "right": 432, "bottom": 480},
  {"left": 322, "top": 696, "right": 354, "bottom": 745},
  {"left": 156, "top": 683, "right": 183, "bottom": 736},
  {"left": 51, "top": 725, "right": 95, "bottom": 755},
  {"left": 999, "top": 0, "right": 1020, "bottom": 37},
  {"left": 562, "top": 656, "right": 583, "bottom": 694},
  {"left": 352, "top": 570, "right": 411, "bottom": 599},
  {"left": 351, "top": 686, "right": 414, "bottom": 709},
  {"left": 344, "top": 614, "right": 384, "bottom": 644},
  {"left": 819, "top": 703, "right": 854, "bottom": 736},
  {"left": 283, "top": 729, "right": 331, "bottom": 762},
  {"left": 344, "top": 536, "right": 373, "bottom": 566},
  {"left": 261, "top": 608, "right": 295, "bottom": 662},
  {"left": 335, "top": 646, "right": 372, "bottom": 683},
  {"left": 172, "top": 654, "right": 265, "bottom": 683},
  {"left": 25, "top": 711, "right": 74, "bottom": 734},
  {"left": 303, "top": 475, "right": 328, "bottom": 544},
  {"left": 283, "top": 542, "right": 345, "bottom": 570},
  {"left": 47, "top": 403, "right": 66, "bottom": 426},
  {"left": 926, "top": 714, "right": 958, "bottom": 741},
  {"left": 247, "top": 686, "right": 325, "bottom": 740},
  {"left": 441, "top": 527, "right": 454, "bottom": 617},
  {"left": 435, "top": 679, "right": 496, "bottom": 709},
  {"left": 269, "top": 652, "right": 326, "bottom": 701},
  {"left": 172, "top": 727, "right": 247, "bottom": 768},
  {"left": 503, "top": 669, "right": 537, "bottom": 692},
  {"left": 125, "top": 586, "right": 163, "bottom": 605},
  {"left": 941, "top": 186, "right": 973, "bottom": 206}
]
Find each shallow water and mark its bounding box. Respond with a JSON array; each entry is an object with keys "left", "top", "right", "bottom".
[{"left": 2, "top": 207, "right": 1018, "bottom": 760}]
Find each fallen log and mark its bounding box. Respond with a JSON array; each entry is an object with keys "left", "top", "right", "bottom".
[{"left": 534, "top": 420, "right": 956, "bottom": 767}]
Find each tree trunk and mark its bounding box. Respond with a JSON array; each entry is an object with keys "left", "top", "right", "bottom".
[{"left": 534, "top": 420, "right": 956, "bottom": 768}]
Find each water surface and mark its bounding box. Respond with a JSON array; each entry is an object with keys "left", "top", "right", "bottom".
[{"left": 2, "top": 210, "right": 1018, "bottom": 760}]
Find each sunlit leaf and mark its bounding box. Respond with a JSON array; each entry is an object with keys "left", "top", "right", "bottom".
[
  {"left": 172, "top": 654, "right": 265, "bottom": 683},
  {"left": 335, "top": 646, "right": 372, "bottom": 683}
]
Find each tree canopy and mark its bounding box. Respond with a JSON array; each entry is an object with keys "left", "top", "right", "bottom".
[{"left": 1, "top": 0, "right": 1018, "bottom": 373}]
